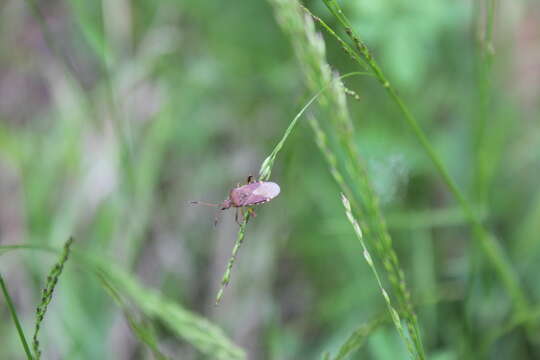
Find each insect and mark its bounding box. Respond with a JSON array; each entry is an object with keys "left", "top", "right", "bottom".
[{"left": 191, "top": 176, "right": 280, "bottom": 225}]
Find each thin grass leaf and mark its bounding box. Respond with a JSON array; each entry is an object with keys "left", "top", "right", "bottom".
[
  {"left": 258, "top": 71, "right": 370, "bottom": 182},
  {"left": 0, "top": 245, "right": 56, "bottom": 256},
  {"left": 32, "top": 237, "right": 74, "bottom": 360},
  {"left": 0, "top": 274, "right": 34, "bottom": 360}
]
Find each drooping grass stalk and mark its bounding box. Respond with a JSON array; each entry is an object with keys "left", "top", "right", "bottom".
[
  {"left": 0, "top": 274, "right": 34, "bottom": 360},
  {"left": 32, "top": 237, "right": 74, "bottom": 359},
  {"left": 269, "top": 1, "right": 425, "bottom": 358},
  {"left": 340, "top": 194, "right": 410, "bottom": 352},
  {"left": 313, "top": 0, "right": 528, "bottom": 317},
  {"left": 311, "top": 113, "right": 423, "bottom": 358},
  {"left": 215, "top": 71, "right": 370, "bottom": 305}
]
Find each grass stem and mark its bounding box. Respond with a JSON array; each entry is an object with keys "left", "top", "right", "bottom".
[{"left": 0, "top": 274, "right": 34, "bottom": 360}]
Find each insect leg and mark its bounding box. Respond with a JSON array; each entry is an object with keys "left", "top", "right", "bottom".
[
  {"left": 240, "top": 207, "right": 247, "bottom": 224},
  {"left": 246, "top": 175, "right": 254, "bottom": 184},
  {"left": 247, "top": 207, "right": 257, "bottom": 218},
  {"left": 235, "top": 208, "right": 239, "bottom": 225},
  {"left": 214, "top": 210, "right": 221, "bottom": 227}
]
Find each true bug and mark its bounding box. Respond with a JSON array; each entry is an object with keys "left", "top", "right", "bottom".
[{"left": 191, "top": 176, "right": 280, "bottom": 225}]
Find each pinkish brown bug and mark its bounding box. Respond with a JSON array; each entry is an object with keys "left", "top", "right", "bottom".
[{"left": 191, "top": 176, "right": 280, "bottom": 225}]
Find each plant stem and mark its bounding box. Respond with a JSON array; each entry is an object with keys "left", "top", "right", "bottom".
[
  {"left": 318, "top": 0, "right": 528, "bottom": 316},
  {"left": 0, "top": 274, "right": 34, "bottom": 360}
]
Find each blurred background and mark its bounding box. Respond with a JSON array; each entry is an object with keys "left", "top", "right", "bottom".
[{"left": 1, "top": 0, "right": 540, "bottom": 359}]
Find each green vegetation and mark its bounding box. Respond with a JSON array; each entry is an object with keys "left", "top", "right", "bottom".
[{"left": 1, "top": 0, "right": 539, "bottom": 359}]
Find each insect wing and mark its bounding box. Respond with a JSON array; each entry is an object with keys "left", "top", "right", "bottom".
[{"left": 243, "top": 182, "right": 280, "bottom": 205}]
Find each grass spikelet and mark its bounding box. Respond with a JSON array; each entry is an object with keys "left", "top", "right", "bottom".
[
  {"left": 32, "top": 237, "right": 74, "bottom": 360},
  {"left": 340, "top": 194, "right": 408, "bottom": 348}
]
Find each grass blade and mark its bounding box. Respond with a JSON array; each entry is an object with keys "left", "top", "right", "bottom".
[{"left": 0, "top": 274, "right": 34, "bottom": 360}]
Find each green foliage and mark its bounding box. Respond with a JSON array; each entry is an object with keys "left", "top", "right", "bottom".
[
  {"left": 0, "top": 245, "right": 245, "bottom": 360},
  {"left": 91, "top": 257, "right": 246, "bottom": 360},
  {"left": 1, "top": 0, "right": 540, "bottom": 358}
]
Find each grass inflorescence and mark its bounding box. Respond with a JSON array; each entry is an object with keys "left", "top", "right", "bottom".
[
  {"left": 315, "top": 0, "right": 528, "bottom": 318},
  {"left": 32, "top": 237, "right": 74, "bottom": 360},
  {"left": 269, "top": 0, "right": 425, "bottom": 358}
]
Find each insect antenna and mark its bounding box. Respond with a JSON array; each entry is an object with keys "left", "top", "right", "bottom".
[{"left": 190, "top": 201, "right": 219, "bottom": 207}]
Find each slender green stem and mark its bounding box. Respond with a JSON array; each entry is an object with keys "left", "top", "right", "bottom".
[
  {"left": 0, "top": 274, "right": 34, "bottom": 360},
  {"left": 259, "top": 71, "right": 371, "bottom": 181},
  {"left": 299, "top": 5, "right": 368, "bottom": 71},
  {"left": 215, "top": 217, "right": 250, "bottom": 305},
  {"left": 317, "top": 0, "right": 528, "bottom": 316}
]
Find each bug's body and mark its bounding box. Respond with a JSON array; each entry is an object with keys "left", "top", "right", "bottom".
[
  {"left": 228, "top": 181, "right": 280, "bottom": 208},
  {"left": 191, "top": 176, "right": 280, "bottom": 225}
]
